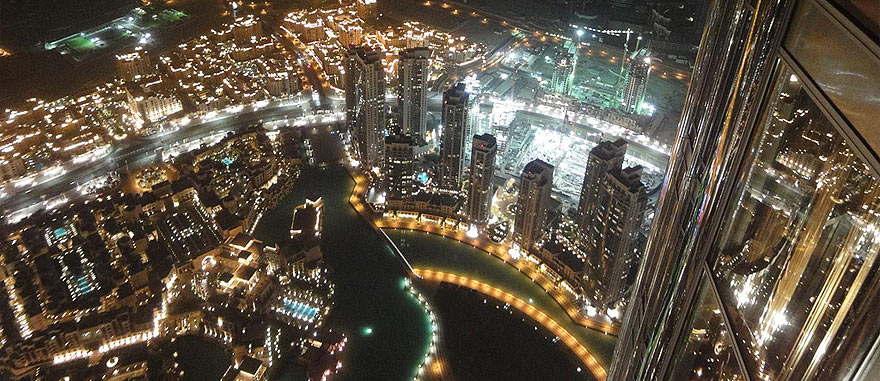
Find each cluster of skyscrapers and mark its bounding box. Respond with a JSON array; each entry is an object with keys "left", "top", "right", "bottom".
[
  {"left": 344, "top": 0, "right": 880, "bottom": 377},
  {"left": 345, "top": 40, "right": 651, "bottom": 315}
]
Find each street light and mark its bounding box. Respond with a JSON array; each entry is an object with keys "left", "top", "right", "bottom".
[{"left": 576, "top": 29, "right": 584, "bottom": 38}]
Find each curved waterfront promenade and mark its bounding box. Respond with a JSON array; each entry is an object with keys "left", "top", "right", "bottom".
[
  {"left": 348, "top": 170, "right": 617, "bottom": 334},
  {"left": 346, "top": 168, "right": 616, "bottom": 379},
  {"left": 415, "top": 269, "right": 607, "bottom": 381}
]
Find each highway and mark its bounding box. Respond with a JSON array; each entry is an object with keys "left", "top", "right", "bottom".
[
  {"left": 0, "top": 101, "right": 339, "bottom": 223},
  {"left": 0, "top": 91, "right": 669, "bottom": 223},
  {"left": 1, "top": 81, "right": 669, "bottom": 225}
]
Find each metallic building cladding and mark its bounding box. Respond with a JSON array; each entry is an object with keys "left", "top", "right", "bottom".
[{"left": 611, "top": 0, "right": 880, "bottom": 379}]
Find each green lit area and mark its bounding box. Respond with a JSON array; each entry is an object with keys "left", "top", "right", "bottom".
[{"left": 44, "top": 7, "right": 189, "bottom": 62}]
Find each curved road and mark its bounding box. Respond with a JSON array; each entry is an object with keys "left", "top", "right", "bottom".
[{"left": 0, "top": 102, "right": 339, "bottom": 221}]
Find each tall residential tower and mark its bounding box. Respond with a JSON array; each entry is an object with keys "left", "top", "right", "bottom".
[
  {"left": 397, "top": 47, "right": 431, "bottom": 140},
  {"left": 383, "top": 134, "right": 416, "bottom": 201},
  {"left": 513, "top": 159, "right": 554, "bottom": 251},
  {"left": 577, "top": 139, "right": 627, "bottom": 231},
  {"left": 467, "top": 134, "right": 497, "bottom": 224},
  {"left": 345, "top": 47, "right": 386, "bottom": 169},
  {"left": 439, "top": 83, "right": 470, "bottom": 191},
  {"left": 593, "top": 166, "right": 646, "bottom": 308}
]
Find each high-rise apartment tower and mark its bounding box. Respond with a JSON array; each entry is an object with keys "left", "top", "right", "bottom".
[{"left": 467, "top": 134, "right": 497, "bottom": 224}]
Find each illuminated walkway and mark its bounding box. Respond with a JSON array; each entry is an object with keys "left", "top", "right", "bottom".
[
  {"left": 380, "top": 218, "right": 618, "bottom": 334},
  {"left": 415, "top": 269, "right": 607, "bottom": 381},
  {"left": 349, "top": 167, "right": 616, "bottom": 376},
  {"left": 349, "top": 169, "right": 618, "bottom": 335},
  {"left": 388, "top": 230, "right": 616, "bottom": 367}
]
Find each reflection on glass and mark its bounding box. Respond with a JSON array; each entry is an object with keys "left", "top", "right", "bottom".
[
  {"left": 712, "top": 65, "right": 880, "bottom": 380},
  {"left": 672, "top": 278, "right": 745, "bottom": 380},
  {"left": 829, "top": 0, "right": 880, "bottom": 40}
]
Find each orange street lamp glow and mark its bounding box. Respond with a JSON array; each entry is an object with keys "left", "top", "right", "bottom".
[{"left": 414, "top": 269, "right": 607, "bottom": 381}]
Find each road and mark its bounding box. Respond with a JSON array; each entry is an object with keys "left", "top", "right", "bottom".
[
  {"left": 0, "top": 101, "right": 342, "bottom": 222},
  {"left": 1, "top": 90, "right": 670, "bottom": 223}
]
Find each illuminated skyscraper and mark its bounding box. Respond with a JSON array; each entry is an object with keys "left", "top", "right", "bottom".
[
  {"left": 594, "top": 166, "right": 646, "bottom": 308},
  {"left": 467, "top": 133, "right": 496, "bottom": 224},
  {"left": 345, "top": 47, "right": 386, "bottom": 169},
  {"left": 552, "top": 51, "right": 573, "bottom": 95},
  {"left": 397, "top": 47, "right": 431, "bottom": 139},
  {"left": 577, "top": 139, "right": 646, "bottom": 308},
  {"left": 577, "top": 139, "right": 627, "bottom": 232},
  {"left": 514, "top": 159, "right": 554, "bottom": 251},
  {"left": 383, "top": 134, "right": 416, "bottom": 201},
  {"left": 621, "top": 53, "right": 650, "bottom": 114},
  {"left": 610, "top": 0, "right": 880, "bottom": 379},
  {"left": 439, "top": 83, "right": 470, "bottom": 191}
]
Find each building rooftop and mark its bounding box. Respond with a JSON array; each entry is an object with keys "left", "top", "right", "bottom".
[
  {"left": 591, "top": 139, "right": 628, "bottom": 161},
  {"left": 239, "top": 356, "right": 263, "bottom": 375}
]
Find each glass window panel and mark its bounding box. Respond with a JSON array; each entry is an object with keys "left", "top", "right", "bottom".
[
  {"left": 828, "top": 0, "right": 880, "bottom": 41},
  {"left": 671, "top": 277, "right": 747, "bottom": 380},
  {"left": 711, "top": 64, "right": 880, "bottom": 380},
  {"left": 785, "top": 0, "right": 880, "bottom": 155}
]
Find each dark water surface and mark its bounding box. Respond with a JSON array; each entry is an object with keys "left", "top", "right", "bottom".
[{"left": 254, "top": 165, "right": 432, "bottom": 380}]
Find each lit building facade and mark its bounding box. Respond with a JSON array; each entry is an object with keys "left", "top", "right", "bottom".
[
  {"left": 611, "top": 0, "right": 880, "bottom": 380},
  {"left": 265, "top": 72, "right": 296, "bottom": 96},
  {"left": 356, "top": 0, "right": 378, "bottom": 20},
  {"left": 383, "top": 134, "right": 416, "bottom": 201},
  {"left": 345, "top": 47, "right": 386, "bottom": 169},
  {"left": 594, "top": 166, "right": 646, "bottom": 308},
  {"left": 397, "top": 47, "right": 431, "bottom": 140},
  {"left": 125, "top": 78, "right": 183, "bottom": 123},
  {"left": 551, "top": 51, "right": 574, "bottom": 95},
  {"left": 621, "top": 53, "right": 650, "bottom": 114},
  {"left": 439, "top": 83, "right": 470, "bottom": 191},
  {"left": 116, "top": 48, "right": 152, "bottom": 82},
  {"left": 514, "top": 159, "right": 554, "bottom": 251},
  {"left": 577, "top": 139, "right": 627, "bottom": 232},
  {"left": 467, "top": 133, "right": 497, "bottom": 224},
  {"left": 232, "top": 15, "right": 263, "bottom": 43}
]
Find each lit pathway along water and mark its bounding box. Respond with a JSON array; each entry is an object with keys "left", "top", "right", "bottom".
[{"left": 385, "top": 229, "right": 617, "bottom": 369}]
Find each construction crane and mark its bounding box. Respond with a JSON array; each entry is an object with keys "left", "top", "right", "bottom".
[{"left": 507, "top": 59, "right": 525, "bottom": 101}]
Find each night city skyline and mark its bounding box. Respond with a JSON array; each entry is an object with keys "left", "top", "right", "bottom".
[{"left": 0, "top": 0, "right": 877, "bottom": 380}]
